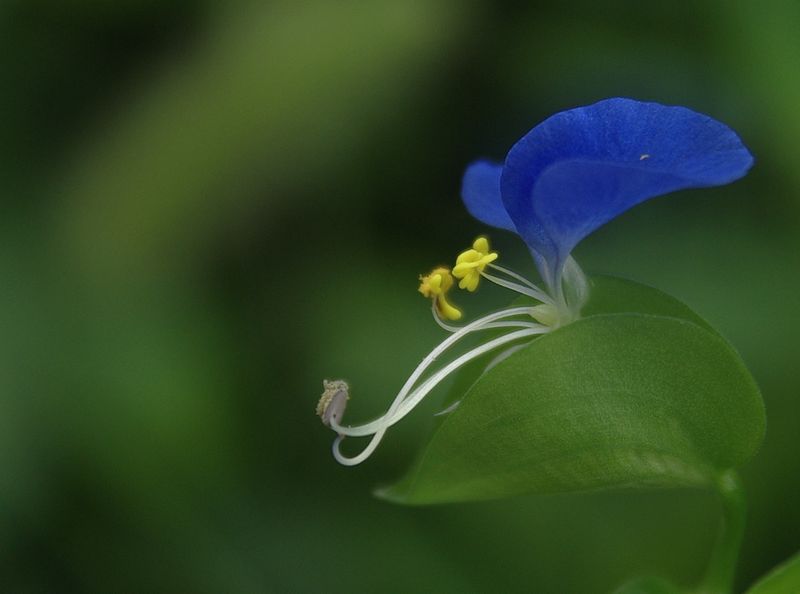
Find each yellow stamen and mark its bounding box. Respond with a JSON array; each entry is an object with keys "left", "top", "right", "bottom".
[
  {"left": 418, "top": 267, "right": 462, "bottom": 321},
  {"left": 452, "top": 236, "right": 498, "bottom": 292},
  {"left": 473, "top": 236, "right": 490, "bottom": 254}
]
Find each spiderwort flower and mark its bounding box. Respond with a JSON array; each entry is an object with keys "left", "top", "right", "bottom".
[
  {"left": 318, "top": 98, "right": 753, "bottom": 466},
  {"left": 463, "top": 97, "right": 753, "bottom": 296}
]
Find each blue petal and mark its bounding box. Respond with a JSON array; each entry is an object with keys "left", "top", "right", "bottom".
[
  {"left": 499, "top": 98, "right": 754, "bottom": 279},
  {"left": 461, "top": 160, "right": 516, "bottom": 232}
]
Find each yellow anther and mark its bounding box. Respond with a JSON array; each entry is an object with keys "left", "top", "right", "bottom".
[
  {"left": 472, "top": 236, "right": 490, "bottom": 254},
  {"left": 452, "top": 236, "right": 498, "bottom": 292},
  {"left": 418, "top": 267, "right": 462, "bottom": 321}
]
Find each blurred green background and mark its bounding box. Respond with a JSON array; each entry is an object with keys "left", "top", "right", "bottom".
[{"left": 2, "top": 1, "right": 799, "bottom": 592}]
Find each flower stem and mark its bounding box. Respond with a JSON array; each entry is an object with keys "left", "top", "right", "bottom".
[{"left": 697, "top": 470, "right": 747, "bottom": 594}]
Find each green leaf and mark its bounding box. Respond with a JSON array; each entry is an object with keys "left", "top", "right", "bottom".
[
  {"left": 745, "top": 551, "right": 800, "bottom": 594},
  {"left": 437, "top": 275, "right": 712, "bottom": 412},
  {"left": 378, "top": 277, "right": 764, "bottom": 504},
  {"left": 582, "top": 276, "right": 713, "bottom": 332}
]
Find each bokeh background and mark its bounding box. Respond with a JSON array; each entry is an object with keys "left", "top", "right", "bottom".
[{"left": 2, "top": 1, "right": 799, "bottom": 592}]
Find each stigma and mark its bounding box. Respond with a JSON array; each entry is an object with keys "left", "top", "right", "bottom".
[{"left": 317, "top": 379, "right": 350, "bottom": 427}]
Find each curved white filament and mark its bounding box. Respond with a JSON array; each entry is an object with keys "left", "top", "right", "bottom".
[
  {"left": 431, "top": 303, "right": 539, "bottom": 333},
  {"left": 331, "top": 325, "right": 546, "bottom": 466},
  {"left": 330, "top": 306, "right": 538, "bottom": 439}
]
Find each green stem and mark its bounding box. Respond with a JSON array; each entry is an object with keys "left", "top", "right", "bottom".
[{"left": 697, "top": 470, "right": 747, "bottom": 594}]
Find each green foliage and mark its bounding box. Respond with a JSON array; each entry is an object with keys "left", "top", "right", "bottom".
[
  {"left": 745, "top": 551, "right": 800, "bottom": 594},
  {"left": 580, "top": 276, "right": 712, "bottom": 331},
  {"left": 53, "top": 0, "right": 459, "bottom": 283},
  {"left": 379, "top": 276, "right": 765, "bottom": 504},
  {"left": 437, "top": 274, "right": 711, "bottom": 411}
]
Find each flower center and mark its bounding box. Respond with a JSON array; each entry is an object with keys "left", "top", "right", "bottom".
[{"left": 317, "top": 235, "right": 588, "bottom": 466}]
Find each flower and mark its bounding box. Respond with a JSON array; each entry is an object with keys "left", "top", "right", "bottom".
[
  {"left": 318, "top": 98, "right": 753, "bottom": 467},
  {"left": 461, "top": 98, "right": 753, "bottom": 290}
]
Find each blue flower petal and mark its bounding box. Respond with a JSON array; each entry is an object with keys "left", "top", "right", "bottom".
[
  {"left": 499, "top": 98, "right": 753, "bottom": 279},
  {"left": 461, "top": 160, "right": 516, "bottom": 232}
]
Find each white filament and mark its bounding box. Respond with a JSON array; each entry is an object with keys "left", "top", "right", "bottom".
[
  {"left": 480, "top": 272, "right": 552, "bottom": 304},
  {"left": 331, "top": 306, "right": 540, "bottom": 439},
  {"left": 487, "top": 263, "right": 555, "bottom": 304},
  {"left": 431, "top": 303, "right": 539, "bottom": 334},
  {"left": 332, "top": 325, "right": 546, "bottom": 466}
]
